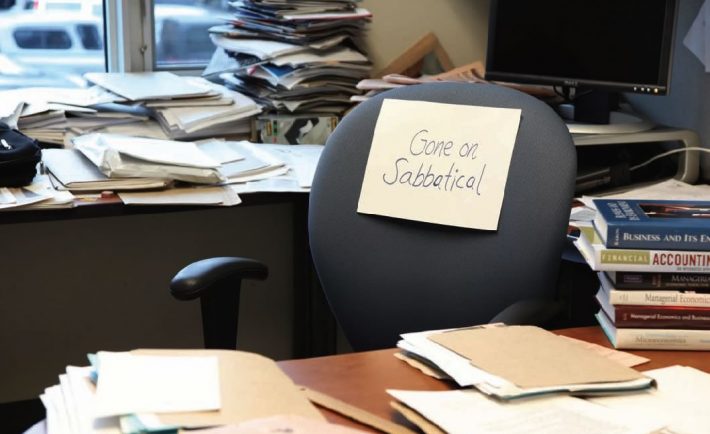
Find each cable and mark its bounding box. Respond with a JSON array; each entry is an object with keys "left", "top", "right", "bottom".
[{"left": 630, "top": 146, "right": 710, "bottom": 172}]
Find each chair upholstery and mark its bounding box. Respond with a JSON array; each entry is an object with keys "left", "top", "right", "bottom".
[{"left": 308, "top": 82, "right": 576, "bottom": 351}]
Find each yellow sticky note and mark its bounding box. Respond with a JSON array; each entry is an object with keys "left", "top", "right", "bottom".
[{"left": 357, "top": 99, "right": 521, "bottom": 230}]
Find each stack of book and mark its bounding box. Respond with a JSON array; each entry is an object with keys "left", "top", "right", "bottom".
[
  {"left": 206, "top": 0, "right": 372, "bottom": 115},
  {"left": 574, "top": 198, "right": 710, "bottom": 350}
]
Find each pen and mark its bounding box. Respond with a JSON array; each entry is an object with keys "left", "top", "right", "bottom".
[{"left": 1, "top": 139, "right": 11, "bottom": 150}]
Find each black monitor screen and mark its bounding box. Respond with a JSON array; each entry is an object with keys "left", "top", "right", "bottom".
[{"left": 485, "top": 0, "right": 677, "bottom": 94}]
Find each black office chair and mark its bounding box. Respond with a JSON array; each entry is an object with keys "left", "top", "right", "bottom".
[
  {"left": 310, "top": 82, "right": 576, "bottom": 350},
  {"left": 170, "top": 82, "right": 576, "bottom": 352}
]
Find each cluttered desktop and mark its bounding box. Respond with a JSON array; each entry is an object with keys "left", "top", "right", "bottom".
[{"left": 3, "top": 0, "right": 710, "bottom": 433}]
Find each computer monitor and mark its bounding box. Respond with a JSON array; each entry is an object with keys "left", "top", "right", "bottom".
[{"left": 485, "top": 0, "right": 677, "bottom": 125}]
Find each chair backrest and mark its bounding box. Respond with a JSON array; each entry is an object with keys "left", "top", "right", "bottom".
[{"left": 309, "top": 82, "right": 576, "bottom": 351}]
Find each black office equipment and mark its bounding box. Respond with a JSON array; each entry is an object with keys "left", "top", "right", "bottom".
[
  {"left": 485, "top": 0, "right": 677, "bottom": 124},
  {"left": 309, "top": 82, "right": 577, "bottom": 351},
  {"left": 0, "top": 122, "right": 41, "bottom": 187}
]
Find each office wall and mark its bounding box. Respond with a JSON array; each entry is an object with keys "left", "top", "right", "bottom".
[
  {"left": 360, "top": 0, "right": 490, "bottom": 72},
  {"left": 622, "top": 0, "right": 710, "bottom": 180}
]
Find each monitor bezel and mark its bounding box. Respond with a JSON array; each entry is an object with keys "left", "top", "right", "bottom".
[{"left": 484, "top": 0, "right": 678, "bottom": 95}]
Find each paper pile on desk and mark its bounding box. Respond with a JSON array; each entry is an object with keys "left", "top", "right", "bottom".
[
  {"left": 72, "top": 133, "right": 225, "bottom": 184},
  {"left": 1, "top": 72, "right": 261, "bottom": 146},
  {"left": 0, "top": 175, "right": 74, "bottom": 211},
  {"left": 387, "top": 389, "right": 663, "bottom": 434},
  {"left": 397, "top": 324, "right": 654, "bottom": 400},
  {"left": 43, "top": 148, "right": 171, "bottom": 192},
  {"left": 84, "top": 73, "right": 261, "bottom": 140},
  {"left": 38, "top": 349, "right": 325, "bottom": 434},
  {"left": 207, "top": 0, "right": 372, "bottom": 115},
  {"left": 589, "top": 365, "right": 710, "bottom": 434}
]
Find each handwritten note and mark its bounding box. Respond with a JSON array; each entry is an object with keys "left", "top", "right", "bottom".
[{"left": 357, "top": 99, "right": 521, "bottom": 230}]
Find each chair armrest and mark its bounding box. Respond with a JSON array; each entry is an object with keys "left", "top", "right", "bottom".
[
  {"left": 489, "top": 299, "right": 564, "bottom": 327},
  {"left": 170, "top": 257, "right": 268, "bottom": 301},
  {"left": 170, "top": 257, "right": 268, "bottom": 349}
]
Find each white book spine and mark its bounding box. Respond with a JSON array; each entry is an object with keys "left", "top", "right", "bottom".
[
  {"left": 614, "top": 328, "right": 710, "bottom": 350},
  {"left": 575, "top": 232, "right": 710, "bottom": 273},
  {"left": 608, "top": 290, "right": 710, "bottom": 307}
]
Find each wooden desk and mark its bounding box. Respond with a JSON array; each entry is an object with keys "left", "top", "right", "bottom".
[
  {"left": 278, "top": 326, "right": 710, "bottom": 431},
  {"left": 24, "top": 326, "right": 710, "bottom": 434}
]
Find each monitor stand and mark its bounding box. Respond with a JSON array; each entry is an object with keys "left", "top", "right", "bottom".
[
  {"left": 565, "top": 110, "right": 655, "bottom": 135},
  {"left": 556, "top": 88, "right": 656, "bottom": 135}
]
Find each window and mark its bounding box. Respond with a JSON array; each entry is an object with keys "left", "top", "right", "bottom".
[
  {"left": 77, "top": 23, "right": 102, "bottom": 49},
  {"left": 152, "top": 0, "right": 229, "bottom": 70},
  {"left": 13, "top": 28, "right": 73, "bottom": 49},
  {"left": 0, "top": 0, "right": 107, "bottom": 89}
]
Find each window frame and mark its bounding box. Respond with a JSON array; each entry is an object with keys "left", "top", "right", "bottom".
[
  {"left": 104, "top": 0, "right": 149, "bottom": 72},
  {"left": 110, "top": 0, "right": 212, "bottom": 75}
]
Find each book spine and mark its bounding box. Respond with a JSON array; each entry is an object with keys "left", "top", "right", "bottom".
[
  {"left": 596, "top": 248, "right": 710, "bottom": 273},
  {"left": 610, "top": 271, "right": 710, "bottom": 290},
  {"left": 604, "top": 223, "right": 710, "bottom": 251},
  {"left": 614, "top": 305, "right": 710, "bottom": 329},
  {"left": 609, "top": 290, "right": 710, "bottom": 307},
  {"left": 614, "top": 327, "right": 710, "bottom": 350}
]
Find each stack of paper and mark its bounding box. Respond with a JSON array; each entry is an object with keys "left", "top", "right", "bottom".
[
  {"left": 397, "top": 324, "right": 655, "bottom": 400},
  {"left": 589, "top": 365, "right": 710, "bottom": 434},
  {"left": 1, "top": 72, "right": 261, "bottom": 146},
  {"left": 0, "top": 86, "right": 138, "bottom": 146},
  {"left": 84, "top": 72, "right": 262, "bottom": 140},
  {"left": 72, "top": 133, "right": 226, "bottom": 184},
  {"left": 387, "top": 389, "right": 663, "bottom": 434},
  {"left": 0, "top": 175, "right": 74, "bottom": 211},
  {"left": 38, "top": 349, "right": 325, "bottom": 434},
  {"left": 207, "top": 0, "right": 372, "bottom": 115},
  {"left": 150, "top": 77, "right": 261, "bottom": 139},
  {"left": 43, "top": 148, "right": 171, "bottom": 192}
]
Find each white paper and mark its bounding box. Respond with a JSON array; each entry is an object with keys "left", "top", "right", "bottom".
[
  {"left": 358, "top": 99, "right": 520, "bottom": 230},
  {"left": 84, "top": 72, "right": 211, "bottom": 101},
  {"left": 209, "top": 35, "right": 304, "bottom": 59},
  {"left": 100, "top": 134, "right": 220, "bottom": 168},
  {"left": 45, "top": 385, "right": 71, "bottom": 434},
  {"left": 590, "top": 365, "right": 710, "bottom": 434},
  {"left": 73, "top": 133, "right": 224, "bottom": 184},
  {"left": 94, "top": 352, "right": 221, "bottom": 417},
  {"left": 198, "top": 140, "right": 245, "bottom": 164},
  {"left": 119, "top": 185, "right": 241, "bottom": 206},
  {"left": 389, "top": 389, "right": 662, "bottom": 434},
  {"left": 577, "top": 179, "right": 710, "bottom": 216},
  {"left": 65, "top": 366, "right": 121, "bottom": 434},
  {"left": 259, "top": 144, "right": 323, "bottom": 188}
]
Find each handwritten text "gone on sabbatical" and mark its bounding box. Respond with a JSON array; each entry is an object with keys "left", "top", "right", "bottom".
[{"left": 381, "top": 129, "right": 486, "bottom": 195}]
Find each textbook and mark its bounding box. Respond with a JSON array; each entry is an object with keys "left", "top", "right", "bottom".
[
  {"left": 596, "top": 286, "right": 710, "bottom": 329},
  {"left": 574, "top": 225, "right": 710, "bottom": 273},
  {"left": 607, "top": 270, "right": 710, "bottom": 290},
  {"left": 599, "top": 271, "right": 710, "bottom": 308},
  {"left": 593, "top": 199, "right": 710, "bottom": 251},
  {"left": 596, "top": 310, "right": 710, "bottom": 350}
]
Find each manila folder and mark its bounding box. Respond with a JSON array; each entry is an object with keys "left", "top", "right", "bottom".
[
  {"left": 429, "top": 326, "right": 643, "bottom": 388},
  {"left": 132, "top": 349, "right": 324, "bottom": 427}
]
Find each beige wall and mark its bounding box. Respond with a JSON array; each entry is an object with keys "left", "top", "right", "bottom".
[{"left": 361, "top": 0, "right": 490, "bottom": 72}]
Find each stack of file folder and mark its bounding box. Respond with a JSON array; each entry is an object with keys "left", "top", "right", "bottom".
[
  {"left": 397, "top": 324, "right": 654, "bottom": 400},
  {"left": 39, "top": 132, "right": 323, "bottom": 206},
  {"left": 207, "top": 0, "right": 372, "bottom": 115},
  {"left": 38, "top": 349, "right": 328, "bottom": 434},
  {"left": 390, "top": 324, "right": 670, "bottom": 433},
  {"left": 84, "top": 72, "right": 261, "bottom": 140},
  {"left": 1, "top": 72, "right": 262, "bottom": 146}
]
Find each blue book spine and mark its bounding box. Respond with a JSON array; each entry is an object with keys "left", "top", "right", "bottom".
[{"left": 593, "top": 199, "right": 710, "bottom": 251}]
